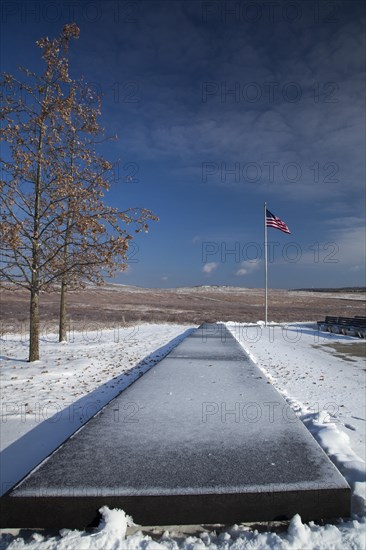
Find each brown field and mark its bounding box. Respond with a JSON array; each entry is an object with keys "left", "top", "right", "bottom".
[{"left": 1, "top": 285, "right": 365, "bottom": 332}]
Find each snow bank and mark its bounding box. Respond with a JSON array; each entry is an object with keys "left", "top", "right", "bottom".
[
  {"left": 226, "top": 323, "right": 366, "bottom": 516},
  {"left": 1, "top": 507, "right": 366, "bottom": 549}
]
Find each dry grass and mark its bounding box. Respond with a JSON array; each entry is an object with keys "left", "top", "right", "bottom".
[{"left": 1, "top": 285, "right": 365, "bottom": 333}]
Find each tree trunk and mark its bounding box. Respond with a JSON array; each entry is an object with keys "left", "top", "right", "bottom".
[
  {"left": 29, "top": 287, "right": 40, "bottom": 361},
  {"left": 59, "top": 277, "right": 68, "bottom": 342},
  {"left": 28, "top": 120, "right": 44, "bottom": 361},
  {"left": 58, "top": 154, "right": 73, "bottom": 343}
]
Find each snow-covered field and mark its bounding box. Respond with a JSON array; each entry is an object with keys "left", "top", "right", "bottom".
[
  {"left": 0, "top": 324, "right": 193, "bottom": 494},
  {"left": 0, "top": 322, "right": 365, "bottom": 549}
]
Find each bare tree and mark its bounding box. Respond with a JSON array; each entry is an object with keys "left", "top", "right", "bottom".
[
  {"left": 1, "top": 24, "right": 157, "bottom": 358},
  {"left": 1, "top": 24, "right": 81, "bottom": 361},
  {"left": 46, "top": 81, "right": 156, "bottom": 342}
]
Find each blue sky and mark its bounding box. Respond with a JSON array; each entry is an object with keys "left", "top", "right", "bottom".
[{"left": 1, "top": 0, "right": 365, "bottom": 289}]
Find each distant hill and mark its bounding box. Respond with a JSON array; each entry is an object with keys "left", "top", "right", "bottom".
[{"left": 291, "top": 287, "right": 366, "bottom": 293}]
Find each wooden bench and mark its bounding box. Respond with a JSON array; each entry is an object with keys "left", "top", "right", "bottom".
[
  {"left": 317, "top": 316, "right": 366, "bottom": 338},
  {"left": 317, "top": 316, "right": 339, "bottom": 331}
]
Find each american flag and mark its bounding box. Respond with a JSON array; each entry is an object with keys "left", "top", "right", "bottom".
[{"left": 266, "top": 209, "right": 291, "bottom": 234}]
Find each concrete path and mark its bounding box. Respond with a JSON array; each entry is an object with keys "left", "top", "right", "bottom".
[{"left": 1, "top": 324, "right": 350, "bottom": 527}]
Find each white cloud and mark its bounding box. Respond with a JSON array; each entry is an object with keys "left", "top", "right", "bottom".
[
  {"left": 203, "top": 262, "right": 219, "bottom": 274},
  {"left": 161, "top": 276, "right": 168, "bottom": 281},
  {"left": 192, "top": 235, "right": 201, "bottom": 244},
  {"left": 298, "top": 226, "right": 365, "bottom": 270},
  {"left": 235, "top": 261, "right": 260, "bottom": 276},
  {"left": 326, "top": 226, "right": 366, "bottom": 270}
]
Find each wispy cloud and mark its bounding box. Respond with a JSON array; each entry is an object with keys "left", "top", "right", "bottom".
[
  {"left": 235, "top": 261, "right": 260, "bottom": 276},
  {"left": 203, "top": 262, "right": 219, "bottom": 274}
]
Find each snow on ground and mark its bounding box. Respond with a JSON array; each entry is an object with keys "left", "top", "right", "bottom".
[
  {"left": 1, "top": 321, "right": 366, "bottom": 549},
  {"left": 0, "top": 324, "right": 193, "bottom": 496},
  {"left": 226, "top": 323, "right": 366, "bottom": 513}
]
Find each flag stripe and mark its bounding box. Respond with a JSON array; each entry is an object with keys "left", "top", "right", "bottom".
[{"left": 266, "top": 209, "right": 291, "bottom": 234}]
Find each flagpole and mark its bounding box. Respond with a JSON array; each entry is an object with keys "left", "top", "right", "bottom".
[{"left": 264, "top": 202, "right": 268, "bottom": 326}]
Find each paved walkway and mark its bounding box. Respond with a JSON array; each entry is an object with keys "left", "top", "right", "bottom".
[{"left": 1, "top": 324, "right": 350, "bottom": 527}]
